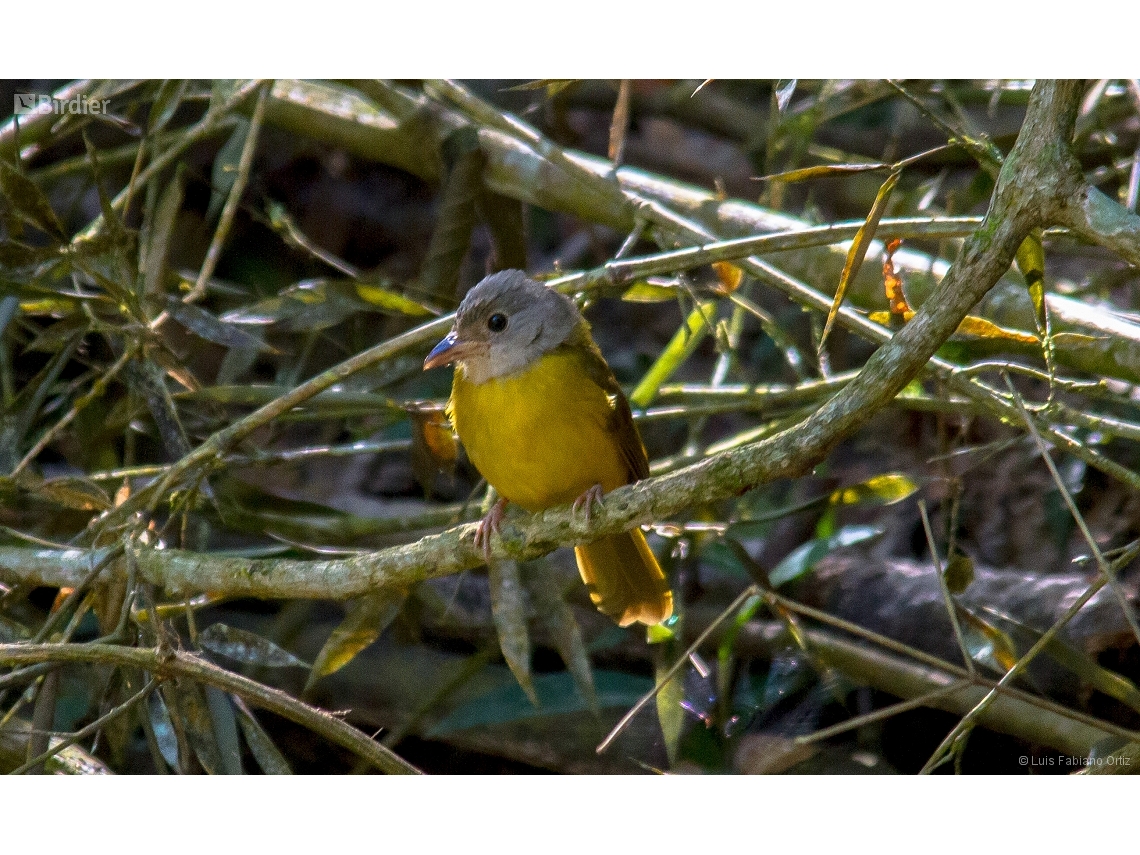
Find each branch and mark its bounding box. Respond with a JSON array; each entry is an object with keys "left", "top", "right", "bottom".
[{"left": 0, "top": 643, "right": 420, "bottom": 775}]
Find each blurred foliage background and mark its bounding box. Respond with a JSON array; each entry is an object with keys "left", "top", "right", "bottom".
[{"left": 2, "top": 79, "right": 1140, "bottom": 774}]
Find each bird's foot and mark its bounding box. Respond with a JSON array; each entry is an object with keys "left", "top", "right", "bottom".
[
  {"left": 474, "top": 498, "right": 508, "bottom": 562},
  {"left": 572, "top": 484, "right": 605, "bottom": 525}
]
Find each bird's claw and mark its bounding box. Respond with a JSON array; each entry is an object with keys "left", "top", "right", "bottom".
[
  {"left": 474, "top": 498, "right": 507, "bottom": 563},
  {"left": 572, "top": 484, "right": 605, "bottom": 525}
]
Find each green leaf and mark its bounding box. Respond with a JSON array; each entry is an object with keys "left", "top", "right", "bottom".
[
  {"left": 716, "top": 588, "right": 764, "bottom": 700},
  {"left": 522, "top": 561, "right": 597, "bottom": 713},
  {"left": 0, "top": 161, "right": 65, "bottom": 240},
  {"left": 820, "top": 169, "right": 900, "bottom": 351},
  {"left": 163, "top": 296, "right": 274, "bottom": 351},
  {"left": 1043, "top": 640, "right": 1140, "bottom": 716},
  {"left": 148, "top": 79, "right": 190, "bottom": 134},
  {"left": 479, "top": 188, "right": 528, "bottom": 272},
  {"left": 169, "top": 679, "right": 224, "bottom": 774},
  {"left": 828, "top": 473, "right": 919, "bottom": 507},
  {"left": 428, "top": 670, "right": 652, "bottom": 737},
  {"left": 943, "top": 553, "right": 975, "bottom": 594},
  {"left": 420, "top": 126, "right": 483, "bottom": 304},
  {"left": 235, "top": 703, "right": 293, "bottom": 774},
  {"left": 147, "top": 691, "right": 180, "bottom": 769},
  {"left": 221, "top": 278, "right": 430, "bottom": 331},
  {"left": 141, "top": 167, "right": 184, "bottom": 298},
  {"left": 489, "top": 559, "right": 537, "bottom": 706},
  {"left": 353, "top": 282, "right": 435, "bottom": 316},
  {"left": 204, "top": 687, "right": 243, "bottom": 775},
  {"left": 208, "top": 116, "right": 249, "bottom": 222},
  {"left": 1015, "top": 228, "right": 1055, "bottom": 380},
  {"left": 1015, "top": 229, "right": 1046, "bottom": 333},
  {"left": 305, "top": 589, "right": 406, "bottom": 691},
  {"left": 199, "top": 623, "right": 309, "bottom": 669},
  {"left": 35, "top": 477, "right": 112, "bottom": 512},
  {"left": 504, "top": 80, "right": 582, "bottom": 97},
  {"left": 629, "top": 300, "right": 717, "bottom": 408},
  {"left": 655, "top": 635, "right": 686, "bottom": 766},
  {"left": 769, "top": 525, "right": 883, "bottom": 586},
  {"left": 981, "top": 606, "right": 1140, "bottom": 715},
  {"left": 621, "top": 280, "right": 679, "bottom": 303}
]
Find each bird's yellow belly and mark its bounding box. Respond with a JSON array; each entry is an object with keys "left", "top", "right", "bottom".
[{"left": 449, "top": 351, "right": 630, "bottom": 512}]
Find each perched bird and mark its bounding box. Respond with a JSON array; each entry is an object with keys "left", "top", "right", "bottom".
[{"left": 423, "top": 270, "right": 673, "bottom": 626}]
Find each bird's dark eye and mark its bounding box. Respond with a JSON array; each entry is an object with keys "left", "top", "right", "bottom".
[{"left": 487, "top": 313, "right": 508, "bottom": 332}]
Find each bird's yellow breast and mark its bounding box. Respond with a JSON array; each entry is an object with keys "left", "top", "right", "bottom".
[{"left": 449, "top": 348, "right": 632, "bottom": 513}]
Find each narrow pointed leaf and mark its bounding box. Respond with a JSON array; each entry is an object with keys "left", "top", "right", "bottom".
[
  {"left": 222, "top": 278, "right": 429, "bottom": 331},
  {"left": 163, "top": 296, "right": 273, "bottom": 351},
  {"left": 505, "top": 80, "right": 582, "bottom": 97},
  {"left": 774, "top": 79, "right": 798, "bottom": 113},
  {"left": 428, "top": 670, "right": 651, "bottom": 737},
  {"left": 36, "top": 477, "right": 113, "bottom": 512},
  {"left": 630, "top": 301, "right": 716, "bottom": 408},
  {"left": 147, "top": 691, "right": 180, "bottom": 769},
  {"left": 0, "top": 161, "right": 65, "bottom": 239},
  {"left": 821, "top": 169, "right": 900, "bottom": 350},
  {"left": 769, "top": 525, "right": 883, "bottom": 586},
  {"left": 421, "top": 126, "right": 483, "bottom": 304},
  {"left": 354, "top": 282, "right": 434, "bottom": 316},
  {"left": 523, "top": 561, "right": 597, "bottom": 713},
  {"left": 655, "top": 636, "right": 686, "bottom": 766},
  {"left": 829, "top": 473, "right": 919, "bottom": 507},
  {"left": 142, "top": 168, "right": 184, "bottom": 298},
  {"left": 204, "top": 686, "right": 243, "bottom": 775},
  {"left": 956, "top": 606, "right": 1019, "bottom": 672},
  {"left": 199, "top": 623, "right": 309, "bottom": 669},
  {"left": 759, "top": 162, "right": 890, "bottom": 183},
  {"left": 170, "top": 679, "right": 224, "bottom": 775},
  {"left": 235, "top": 702, "right": 292, "bottom": 774},
  {"left": 954, "top": 315, "right": 1038, "bottom": 343},
  {"left": 1015, "top": 229, "right": 1047, "bottom": 334},
  {"left": 621, "top": 280, "right": 679, "bottom": 303},
  {"left": 208, "top": 117, "right": 249, "bottom": 222},
  {"left": 148, "top": 79, "right": 190, "bottom": 134},
  {"left": 305, "top": 589, "right": 406, "bottom": 690},
  {"left": 489, "top": 558, "right": 537, "bottom": 706}
]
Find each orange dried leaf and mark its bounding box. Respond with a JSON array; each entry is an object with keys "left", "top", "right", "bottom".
[
  {"left": 882, "top": 238, "right": 911, "bottom": 317},
  {"left": 405, "top": 400, "right": 458, "bottom": 494},
  {"left": 757, "top": 162, "right": 890, "bottom": 184},
  {"left": 711, "top": 261, "right": 744, "bottom": 294}
]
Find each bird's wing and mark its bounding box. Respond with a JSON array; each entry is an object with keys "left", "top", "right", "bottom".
[{"left": 561, "top": 325, "right": 650, "bottom": 483}]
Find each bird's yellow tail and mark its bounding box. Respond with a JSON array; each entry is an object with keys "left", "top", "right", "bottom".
[{"left": 575, "top": 530, "right": 673, "bottom": 627}]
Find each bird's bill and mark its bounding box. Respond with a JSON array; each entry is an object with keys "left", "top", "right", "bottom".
[{"left": 423, "top": 330, "right": 484, "bottom": 370}]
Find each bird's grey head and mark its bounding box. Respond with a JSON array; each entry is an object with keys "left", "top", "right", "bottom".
[{"left": 423, "top": 270, "right": 583, "bottom": 384}]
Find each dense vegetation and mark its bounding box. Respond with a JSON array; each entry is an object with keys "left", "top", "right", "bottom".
[{"left": 1, "top": 79, "right": 1139, "bottom": 774}]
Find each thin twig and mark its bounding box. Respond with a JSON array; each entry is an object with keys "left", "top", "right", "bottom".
[
  {"left": 795, "top": 680, "right": 972, "bottom": 745},
  {"left": 919, "top": 499, "right": 976, "bottom": 676},
  {"left": 596, "top": 585, "right": 759, "bottom": 755},
  {"left": 11, "top": 676, "right": 158, "bottom": 775},
  {"left": 0, "top": 643, "right": 420, "bottom": 774},
  {"left": 187, "top": 83, "right": 270, "bottom": 303},
  {"left": 1002, "top": 373, "right": 1140, "bottom": 648}
]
